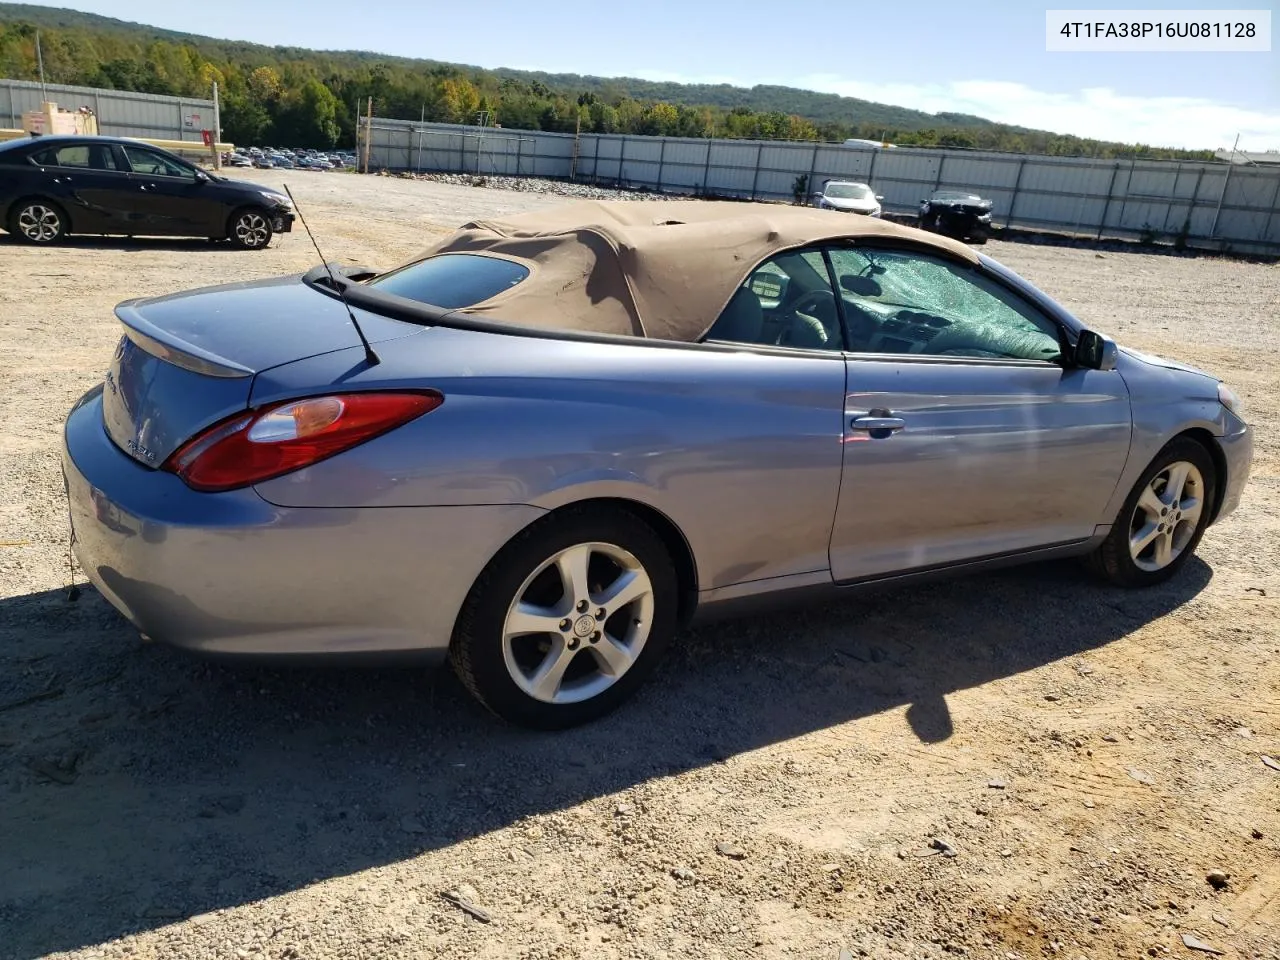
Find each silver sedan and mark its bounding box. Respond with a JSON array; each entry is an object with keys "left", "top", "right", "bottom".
[{"left": 62, "top": 200, "right": 1253, "bottom": 728}]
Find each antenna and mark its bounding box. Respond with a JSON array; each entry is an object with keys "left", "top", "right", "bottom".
[{"left": 283, "top": 183, "right": 380, "bottom": 367}]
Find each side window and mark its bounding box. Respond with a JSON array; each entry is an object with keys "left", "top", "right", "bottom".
[
  {"left": 703, "top": 249, "right": 844, "bottom": 351},
  {"left": 93, "top": 145, "right": 120, "bottom": 171},
  {"left": 53, "top": 145, "right": 92, "bottom": 167},
  {"left": 121, "top": 146, "right": 193, "bottom": 178},
  {"left": 826, "top": 247, "right": 1063, "bottom": 363}
]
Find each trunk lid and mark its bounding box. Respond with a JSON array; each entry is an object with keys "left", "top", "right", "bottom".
[{"left": 101, "top": 274, "right": 421, "bottom": 468}]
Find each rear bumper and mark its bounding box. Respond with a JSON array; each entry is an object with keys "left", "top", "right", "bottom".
[
  {"left": 1214, "top": 420, "right": 1253, "bottom": 524},
  {"left": 63, "top": 386, "right": 543, "bottom": 660}
]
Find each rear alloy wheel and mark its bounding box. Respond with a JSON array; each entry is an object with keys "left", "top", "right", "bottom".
[
  {"left": 10, "top": 200, "right": 66, "bottom": 244},
  {"left": 450, "top": 507, "right": 678, "bottom": 728},
  {"left": 1086, "top": 437, "right": 1216, "bottom": 587},
  {"left": 228, "top": 208, "right": 273, "bottom": 249}
]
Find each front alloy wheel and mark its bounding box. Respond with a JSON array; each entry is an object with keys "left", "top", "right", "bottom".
[
  {"left": 451, "top": 507, "right": 678, "bottom": 728},
  {"left": 1086, "top": 437, "right": 1216, "bottom": 587},
  {"left": 1129, "top": 461, "right": 1204, "bottom": 572},
  {"left": 14, "top": 202, "right": 65, "bottom": 244},
  {"left": 230, "top": 209, "right": 273, "bottom": 249}
]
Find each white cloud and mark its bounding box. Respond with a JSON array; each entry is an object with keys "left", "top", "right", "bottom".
[{"left": 625, "top": 70, "right": 1280, "bottom": 152}]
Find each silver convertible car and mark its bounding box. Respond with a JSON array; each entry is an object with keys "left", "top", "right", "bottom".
[{"left": 62, "top": 200, "right": 1252, "bottom": 728}]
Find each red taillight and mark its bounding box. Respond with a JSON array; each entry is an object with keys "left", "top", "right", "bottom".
[{"left": 162, "top": 391, "right": 443, "bottom": 492}]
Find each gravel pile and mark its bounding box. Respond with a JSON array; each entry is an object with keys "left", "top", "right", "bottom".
[{"left": 381, "top": 170, "right": 701, "bottom": 202}]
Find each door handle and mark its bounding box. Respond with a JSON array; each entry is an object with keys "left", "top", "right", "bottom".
[
  {"left": 850, "top": 415, "right": 905, "bottom": 435},
  {"left": 850, "top": 404, "right": 905, "bottom": 438}
]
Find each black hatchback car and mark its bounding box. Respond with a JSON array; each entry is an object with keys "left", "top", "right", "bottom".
[
  {"left": 917, "top": 189, "right": 994, "bottom": 244},
  {"left": 0, "top": 135, "right": 295, "bottom": 248}
]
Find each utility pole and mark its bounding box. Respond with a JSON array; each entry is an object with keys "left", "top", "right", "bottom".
[{"left": 35, "top": 30, "right": 47, "bottom": 102}]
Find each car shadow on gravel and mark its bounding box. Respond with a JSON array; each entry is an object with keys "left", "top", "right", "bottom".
[
  {"left": 0, "top": 557, "right": 1211, "bottom": 958},
  {"left": 0, "top": 235, "right": 256, "bottom": 253}
]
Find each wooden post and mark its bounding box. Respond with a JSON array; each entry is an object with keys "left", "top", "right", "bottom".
[
  {"left": 701, "top": 140, "right": 713, "bottom": 196},
  {"left": 211, "top": 82, "right": 222, "bottom": 170},
  {"left": 656, "top": 138, "right": 667, "bottom": 193},
  {"left": 361, "top": 96, "right": 373, "bottom": 174},
  {"left": 749, "top": 143, "right": 763, "bottom": 200}
]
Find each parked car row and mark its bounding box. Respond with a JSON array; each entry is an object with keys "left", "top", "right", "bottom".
[
  {"left": 226, "top": 146, "right": 357, "bottom": 171},
  {"left": 812, "top": 178, "right": 996, "bottom": 245},
  {"left": 1, "top": 134, "right": 295, "bottom": 247}
]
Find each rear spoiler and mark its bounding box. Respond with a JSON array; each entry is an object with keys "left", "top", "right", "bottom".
[{"left": 114, "top": 303, "right": 254, "bottom": 379}]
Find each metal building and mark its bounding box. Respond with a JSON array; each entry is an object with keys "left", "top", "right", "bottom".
[{"left": 1, "top": 78, "right": 216, "bottom": 143}]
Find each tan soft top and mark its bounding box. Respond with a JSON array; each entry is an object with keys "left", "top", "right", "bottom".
[{"left": 413, "top": 199, "right": 979, "bottom": 342}]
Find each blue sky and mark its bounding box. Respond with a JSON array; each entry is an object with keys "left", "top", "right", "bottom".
[{"left": 48, "top": 0, "right": 1280, "bottom": 150}]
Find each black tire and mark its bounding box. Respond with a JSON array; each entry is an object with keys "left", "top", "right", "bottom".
[
  {"left": 1085, "top": 437, "right": 1216, "bottom": 588},
  {"left": 7, "top": 197, "right": 68, "bottom": 245},
  {"left": 226, "top": 206, "right": 274, "bottom": 249},
  {"left": 450, "top": 505, "right": 679, "bottom": 729}
]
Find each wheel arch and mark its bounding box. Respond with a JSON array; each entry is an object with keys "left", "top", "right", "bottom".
[
  {"left": 1177, "top": 427, "right": 1229, "bottom": 523},
  {"left": 480, "top": 495, "right": 700, "bottom": 628},
  {"left": 5, "top": 194, "right": 74, "bottom": 235}
]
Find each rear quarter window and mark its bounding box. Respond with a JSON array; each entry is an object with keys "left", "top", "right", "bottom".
[{"left": 367, "top": 254, "right": 530, "bottom": 308}]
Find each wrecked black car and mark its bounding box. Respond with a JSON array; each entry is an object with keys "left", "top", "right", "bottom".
[{"left": 917, "top": 189, "right": 993, "bottom": 244}]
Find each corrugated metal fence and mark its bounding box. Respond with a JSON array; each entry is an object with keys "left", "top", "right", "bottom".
[
  {"left": 367, "top": 119, "right": 1280, "bottom": 256},
  {"left": 0, "top": 78, "right": 215, "bottom": 142}
]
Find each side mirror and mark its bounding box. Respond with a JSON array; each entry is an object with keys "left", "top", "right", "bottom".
[
  {"left": 1074, "top": 329, "right": 1118, "bottom": 371},
  {"left": 194, "top": 169, "right": 209, "bottom": 183},
  {"left": 875, "top": 194, "right": 884, "bottom": 201}
]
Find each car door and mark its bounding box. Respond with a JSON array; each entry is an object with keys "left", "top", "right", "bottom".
[
  {"left": 119, "top": 144, "right": 220, "bottom": 236},
  {"left": 823, "top": 244, "right": 1133, "bottom": 582},
  {"left": 25, "top": 142, "right": 133, "bottom": 234},
  {"left": 697, "top": 248, "right": 851, "bottom": 589}
]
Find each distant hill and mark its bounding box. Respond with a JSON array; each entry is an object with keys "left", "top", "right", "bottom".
[{"left": 0, "top": 3, "right": 1214, "bottom": 160}]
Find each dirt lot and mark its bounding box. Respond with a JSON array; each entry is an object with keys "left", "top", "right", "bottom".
[{"left": 2, "top": 169, "right": 1278, "bottom": 960}]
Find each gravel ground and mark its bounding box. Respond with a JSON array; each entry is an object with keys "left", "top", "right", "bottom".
[{"left": 2, "top": 169, "right": 1278, "bottom": 960}]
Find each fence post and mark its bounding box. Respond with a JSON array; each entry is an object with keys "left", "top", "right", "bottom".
[
  {"left": 805, "top": 142, "right": 820, "bottom": 204},
  {"left": 1160, "top": 162, "right": 1183, "bottom": 234},
  {"left": 515, "top": 135, "right": 523, "bottom": 177},
  {"left": 932, "top": 152, "right": 946, "bottom": 191},
  {"left": 1095, "top": 162, "right": 1121, "bottom": 240},
  {"left": 1261, "top": 174, "right": 1280, "bottom": 246},
  {"left": 1114, "top": 160, "right": 1136, "bottom": 233},
  {"left": 657, "top": 138, "right": 667, "bottom": 193},
  {"left": 866, "top": 146, "right": 878, "bottom": 184},
  {"left": 701, "top": 140, "right": 713, "bottom": 196},
  {"left": 617, "top": 136, "right": 627, "bottom": 187},
  {"left": 1007, "top": 157, "right": 1027, "bottom": 226},
  {"left": 750, "top": 143, "right": 763, "bottom": 200},
  {"left": 1209, "top": 161, "right": 1234, "bottom": 239}
]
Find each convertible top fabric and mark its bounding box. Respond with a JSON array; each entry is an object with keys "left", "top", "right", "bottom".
[{"left": 412, "top": 199, "right": 979, "bottom": 342}]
